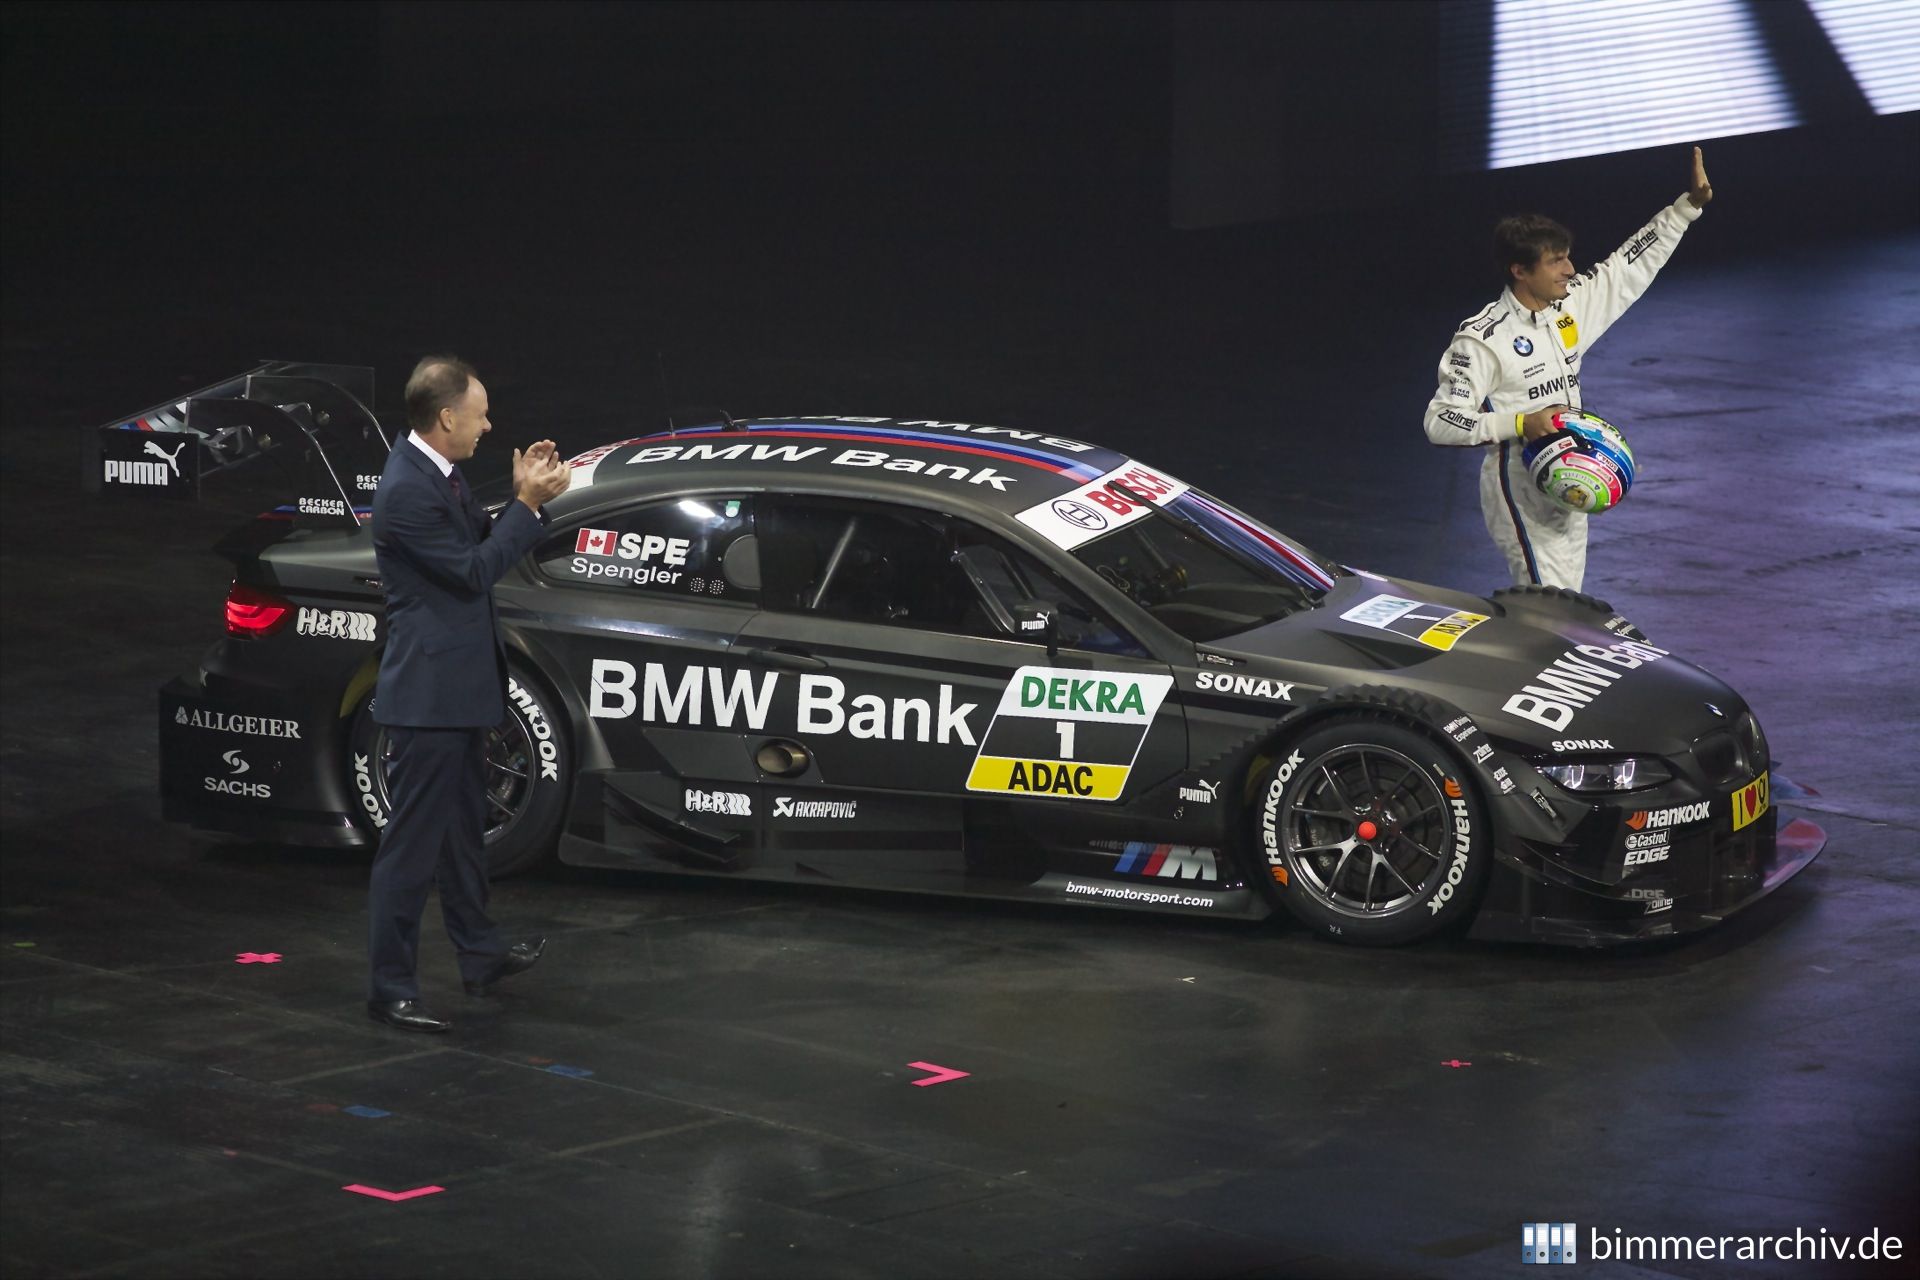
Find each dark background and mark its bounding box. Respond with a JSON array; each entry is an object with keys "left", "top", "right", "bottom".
[
  {"left": 5, "top": 0, "right": 1915, "bottom": 514},
  {"left": 3, "top": 7, "right": 1917, "bottom": 1276}
]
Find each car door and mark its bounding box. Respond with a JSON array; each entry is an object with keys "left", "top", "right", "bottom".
[
  {"left": 734, "top": 496, "right": 1185, "bottom": 891},
  {"left": 503, "top": 493, "right": 770, "bottom": 872}
]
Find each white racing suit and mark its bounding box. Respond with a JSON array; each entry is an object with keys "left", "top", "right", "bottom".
[{"left": 1423, "top": 193, "right": 1704, "bottom": 590}]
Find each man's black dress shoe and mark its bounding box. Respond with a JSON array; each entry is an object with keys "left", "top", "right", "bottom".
[
  {"left": 367, "top": 1000, "right": 452, "bottom": 1033},
  {"left": 464, "top": 937, "right": 547, "bottom": 996}
]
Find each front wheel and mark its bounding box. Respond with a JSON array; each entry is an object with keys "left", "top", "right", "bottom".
[
  {"left": 344, "top": 667, "right": 570, "bottom": 877},
  {"left": 1250, "top": 718, "right": 1489, "bottom": 945}
]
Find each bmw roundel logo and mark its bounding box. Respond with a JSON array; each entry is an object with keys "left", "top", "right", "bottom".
[
  {"left": 1051, "top": 499, "right": 1108, "bottom": 530},
  {"left": 1513, "top": 337, "right": 1534, "bottom": 356}
]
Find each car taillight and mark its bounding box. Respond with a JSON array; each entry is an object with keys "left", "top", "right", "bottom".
[{"left": 226, "top": 583, "right": 292, "bottom": 638}]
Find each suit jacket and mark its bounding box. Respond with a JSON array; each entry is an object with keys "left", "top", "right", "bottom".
[{"left": 370, "top": 441, "right": 548, "bottom": 728}]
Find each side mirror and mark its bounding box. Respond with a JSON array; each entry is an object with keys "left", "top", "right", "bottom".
[{"left": 1011, "top": 600, "right": 1058, "bottom": 659}]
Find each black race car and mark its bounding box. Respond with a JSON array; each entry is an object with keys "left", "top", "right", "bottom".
[{"left": 108, "top": 365, "right": 1819, "bottom": 946}]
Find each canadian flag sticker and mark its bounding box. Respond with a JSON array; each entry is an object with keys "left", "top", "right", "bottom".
[{"left": 575, "top": 528, "right": 618, "bottom": 556}]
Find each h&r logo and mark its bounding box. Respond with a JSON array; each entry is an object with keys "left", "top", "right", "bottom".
[{"left": 1522, "top": 1223, "right": 1577, "bottom": 1264}]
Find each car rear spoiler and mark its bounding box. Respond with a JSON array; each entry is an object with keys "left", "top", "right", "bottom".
[{"left": 83, "top": 361, "right": 393, "bottom": 530}]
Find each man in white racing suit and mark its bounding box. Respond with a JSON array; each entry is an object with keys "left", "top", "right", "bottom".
[{"left": 1423, "top": 147, "right": 1714, "bottom": 590}]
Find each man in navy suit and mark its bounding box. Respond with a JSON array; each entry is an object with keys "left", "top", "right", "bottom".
[{"left": 365, "top": 356, "right": 572, "bottom": 1033}]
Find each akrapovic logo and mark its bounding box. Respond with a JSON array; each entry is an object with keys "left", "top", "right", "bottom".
[{"left": 772, "top": 796, "right": 856, "bottom": 819}]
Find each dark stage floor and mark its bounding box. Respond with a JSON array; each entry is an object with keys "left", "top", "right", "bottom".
[{"left": 3, "top": 215, "right": 1918, "bottom": 1278}]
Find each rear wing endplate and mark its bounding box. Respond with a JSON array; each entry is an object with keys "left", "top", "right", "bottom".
[{"left": 84, "top": 361, "right": 393, "bottom": 529}]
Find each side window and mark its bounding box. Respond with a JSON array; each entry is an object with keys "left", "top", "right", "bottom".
[
  {"left": 757, "top": 499, "right": 1145, "bottom": 655},
  {"left": 759, "top": 500, "right": 968, "bottom": 627},
  {"left": 536, "top": 496, "right": 756, "bottom": 603},
  {"left": 952, "top": 528, "right": 1148, "bottom": 657}
]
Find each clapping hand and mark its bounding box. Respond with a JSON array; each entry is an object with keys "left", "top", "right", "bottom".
[{"left": 512, "top": 443, "right": 572, "bottom": 510}]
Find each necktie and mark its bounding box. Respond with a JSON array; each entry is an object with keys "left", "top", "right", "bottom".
[{"left": 449, "top": 469, "right": 464, "bottom": 502}]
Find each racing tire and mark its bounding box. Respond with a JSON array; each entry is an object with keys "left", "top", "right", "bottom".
[
  {"left": 344, "top": 665, "right": 570, "bottom": 878},
  {"left": 1249, "top": 718, "right": 1489, "bottom": 946}
]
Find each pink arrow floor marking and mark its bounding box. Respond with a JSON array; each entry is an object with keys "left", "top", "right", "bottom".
[
  {"left": 908, "top": 1061, "right": 969, "bottom": 1087},
  {"left": 343, "top": 1184, "right": 444, "bottom": 1202},
  {"left": 235, "top": 952, "right": 282, "bottom": 964}
]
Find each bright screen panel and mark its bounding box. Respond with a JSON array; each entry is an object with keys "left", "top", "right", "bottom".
[
  {"left": 1487, "top": 0, "right": 1799, "bottom": 169},
  {"left": 1806, "top": 0, "right": 1920, "bottom": 114}
]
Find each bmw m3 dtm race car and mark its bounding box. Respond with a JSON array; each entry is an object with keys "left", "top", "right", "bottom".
[{"left": 99, "top": 364, "right": 1820, "bottom": 946}]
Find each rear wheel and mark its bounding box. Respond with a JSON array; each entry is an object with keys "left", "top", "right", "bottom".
[
  {"left": 344, "top": 666, "right": 569, "bottom": 877},
  {"left": 1250, "top": 718, "right": 1488, "bottom": 945}
]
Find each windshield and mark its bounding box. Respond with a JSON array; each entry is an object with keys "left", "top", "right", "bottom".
[{"left": 1069, "top": 487, "right": 1344, "bottom": 642}]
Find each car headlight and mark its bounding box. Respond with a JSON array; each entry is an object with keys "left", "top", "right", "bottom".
[{"left": 1535, "top": 757, "right": 1672, "bottom": 792}]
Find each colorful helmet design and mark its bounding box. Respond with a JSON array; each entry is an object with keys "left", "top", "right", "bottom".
[{"left": 1522, "top": 409, "right": 1635, "bottom": 514}]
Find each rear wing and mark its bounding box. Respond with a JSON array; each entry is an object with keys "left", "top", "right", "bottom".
[{"left": 84, "top": 361, "right": 393, "bottom": 529}]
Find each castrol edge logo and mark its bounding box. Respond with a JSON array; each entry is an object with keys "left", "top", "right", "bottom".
[{"left": 1015, "top": 461, "right": 1190, "bottom": 550}]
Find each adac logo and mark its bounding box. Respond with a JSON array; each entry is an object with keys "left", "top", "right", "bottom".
[
  {"left": 1556, "top": 314, "right": 1579, "bottom": 348},
  {"left": 1513, "top": 336, "right": 1534, "bottom": 356}
]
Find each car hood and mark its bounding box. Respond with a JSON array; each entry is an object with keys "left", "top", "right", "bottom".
[{"left": 1206, "top": 574, "right": 1745, "bottom": 755}]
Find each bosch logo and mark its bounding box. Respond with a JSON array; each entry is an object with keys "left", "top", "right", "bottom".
[{"left": 1050, "top": 499, "right": 1107, "bottom": 530}]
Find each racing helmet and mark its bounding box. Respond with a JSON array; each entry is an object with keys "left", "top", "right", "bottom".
[{"left": 1522, "top": 408, "right": 1635, "bottom": 514}]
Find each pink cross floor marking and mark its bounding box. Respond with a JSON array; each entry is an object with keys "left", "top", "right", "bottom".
[
  {"left": 343, "top": 1184, "right": 444, "bottom": 1202},
  {"left": 908, "top": 1061, "right": 970, "bottom": 1087}
]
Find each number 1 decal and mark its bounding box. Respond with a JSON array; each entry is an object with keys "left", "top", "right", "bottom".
[{"left": 1055, "top": 721, "right": 1076, "bottom": 758}]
